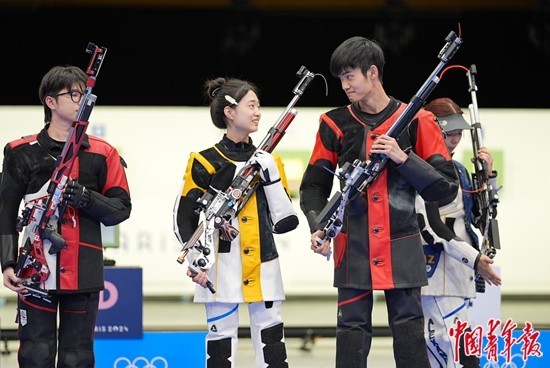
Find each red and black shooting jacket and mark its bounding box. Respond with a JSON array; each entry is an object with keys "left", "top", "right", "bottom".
[
  {"left": 300, "top": 99, "right": 458, "bottom": 290},
  {"left": 0, "top": 127, "right": 131, "bottom": 292}
]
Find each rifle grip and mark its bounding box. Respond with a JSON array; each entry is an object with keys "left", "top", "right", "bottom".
[
  {"left": 188, "top": 267, "right": 216, "bottom": 293},
  {"left": 43, "top": 227, "right": 67, "bottom": 254},
  {"left": 15, "top": 236, "right": 36, "bottom": 275},
  {"left": 314, "top": 236, "right": 332, "bottom": 261},
  {"left": 206, "top": 281, "right": 216, "bottom": 294},
  {"left": 314, "top": 235, "right": 326, "bottom": 247}
]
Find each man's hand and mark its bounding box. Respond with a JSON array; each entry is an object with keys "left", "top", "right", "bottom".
[
  {"left": 63, "top": 179, "right": 91, "bottom": 208},
  {"left": 476, "top": 255, "right": 502, "bottom": 286},
  {"left": 370, "top": 134, "right": 408, "bottom": 164},
  {"left": 2, "top": 267, "right": 27, "bottom": 294},
  {"left": 310, "top": 229, "right": 332, "bottom": 259}
]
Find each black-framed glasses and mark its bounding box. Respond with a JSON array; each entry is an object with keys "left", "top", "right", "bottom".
[{"left": 55, "top": 90, "right": 84, "bottom": 103}]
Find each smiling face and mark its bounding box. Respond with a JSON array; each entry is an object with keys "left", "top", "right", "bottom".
[{"left": 225, "top": 90, "right": 261, "bottom": 141}]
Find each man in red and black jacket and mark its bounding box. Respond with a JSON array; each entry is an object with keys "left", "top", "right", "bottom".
[
  {"left": 0, "top": 65, "right": 131, "bottom": 367},
  {"left": 300, "top": 36, "right": 458, "bottom": 368}
]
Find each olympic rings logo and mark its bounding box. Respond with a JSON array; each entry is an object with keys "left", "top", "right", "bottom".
[
  {"left": 113, "top": 356, "right": 169, "bottom": 368},
  {"left": 481, "top": 353, "right": 528, "bottom": 368}
]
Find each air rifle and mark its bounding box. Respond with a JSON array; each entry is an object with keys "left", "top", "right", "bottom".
[
  {"left": 315, "top": 31, "right": 463, "bottom": 247},
  {"left": 466, "top": 64, "right": 500, "bottom": 259},
  {"left": 15, "top": 43, "right": 107, "bottom": 300},
  {"left": 177, "top": 66, "right": 318, "bottom": 292}
]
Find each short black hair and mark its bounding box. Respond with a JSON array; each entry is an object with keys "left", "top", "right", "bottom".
[
  {"left": 329, "top": 36, "right": 385, "bottom": 82},
  {"left": 38, "top": 65, "right": 87, "bottom": 123}
]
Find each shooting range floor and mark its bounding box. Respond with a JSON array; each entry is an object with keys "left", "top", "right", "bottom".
[{"left": 2, "top": 294, "right": 550, "bottom": 367}]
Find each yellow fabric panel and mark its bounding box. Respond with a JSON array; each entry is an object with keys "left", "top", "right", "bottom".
[
  {"left": 180, "top": 152, "right": 216, "bottom": 196},
  {"left": 273, "top": 153, "right": 291, "bottom": 194},
  {"left": 239, "top": 154, "right": 291, "bottom": 302},
  {"left": 211, "top": 145, "right": 266, "bottom": 301},
  {"left": 239, "top": 192, "right": 263, "bottom": 302}
]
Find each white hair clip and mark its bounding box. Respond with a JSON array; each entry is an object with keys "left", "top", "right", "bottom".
[{"left": 224, "top": 95, "right": 238, "bottom": 106}]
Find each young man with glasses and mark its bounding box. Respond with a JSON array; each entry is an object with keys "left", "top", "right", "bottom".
[{"left": 0, "top": 65, "right": 132, "bottom": 367}]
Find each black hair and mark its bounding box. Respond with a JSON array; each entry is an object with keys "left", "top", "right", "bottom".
[
  {"left": 38, "top": 65, "right": 87, "bottom": 123},
  {"left": 329, "top": 36, "right": 385, "bottom": 82},
  {"left": 203, "top": 77, "right": 260, "bottom": 129}
]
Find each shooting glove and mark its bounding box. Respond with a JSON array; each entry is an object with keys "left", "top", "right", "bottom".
[
  {"left": 252, "top": 150, "right": 280, "bottom": 184},
  {"left": 63, "top": 179, "right": 91, "bottom": 209}
]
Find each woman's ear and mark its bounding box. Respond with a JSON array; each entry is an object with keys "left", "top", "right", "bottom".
[{"left": 223, "top": 105, "right": 234, "bottom": 120}]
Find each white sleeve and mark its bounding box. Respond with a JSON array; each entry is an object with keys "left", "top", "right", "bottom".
[
  {"left": 263, "top": 180, "right": 298, "bottom": 234},
  {"left": 416, "top": 195, "right": 480, "bottom": 270}
]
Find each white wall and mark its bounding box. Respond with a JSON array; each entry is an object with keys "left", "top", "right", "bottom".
[{"left": 0, "top": 105, "right": 548, "bottom": 297}]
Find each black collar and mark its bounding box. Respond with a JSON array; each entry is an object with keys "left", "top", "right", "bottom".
[
  {"left": 216, "top": 134, "right": 255, "bottom": 162},
  {"left": 38, "top": 126, "right": 91, "bottom": 153},
  {"left": 351, "top": 96, "right": 401, "bottom": 128},
  {"left": 219, "top": 134, "right": 254, "bottom": 152}
]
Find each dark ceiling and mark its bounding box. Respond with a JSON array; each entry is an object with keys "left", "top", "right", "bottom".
[{"left": 1, "top": 1, "right": 548, "bottom": 108}]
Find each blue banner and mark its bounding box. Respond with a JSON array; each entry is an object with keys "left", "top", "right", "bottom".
[
  {"left": 95, "top": 267, "right": 143, "bottom": 338},
  {"left": 94, "top": 331, "right": 206, "bottom": 367}
]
